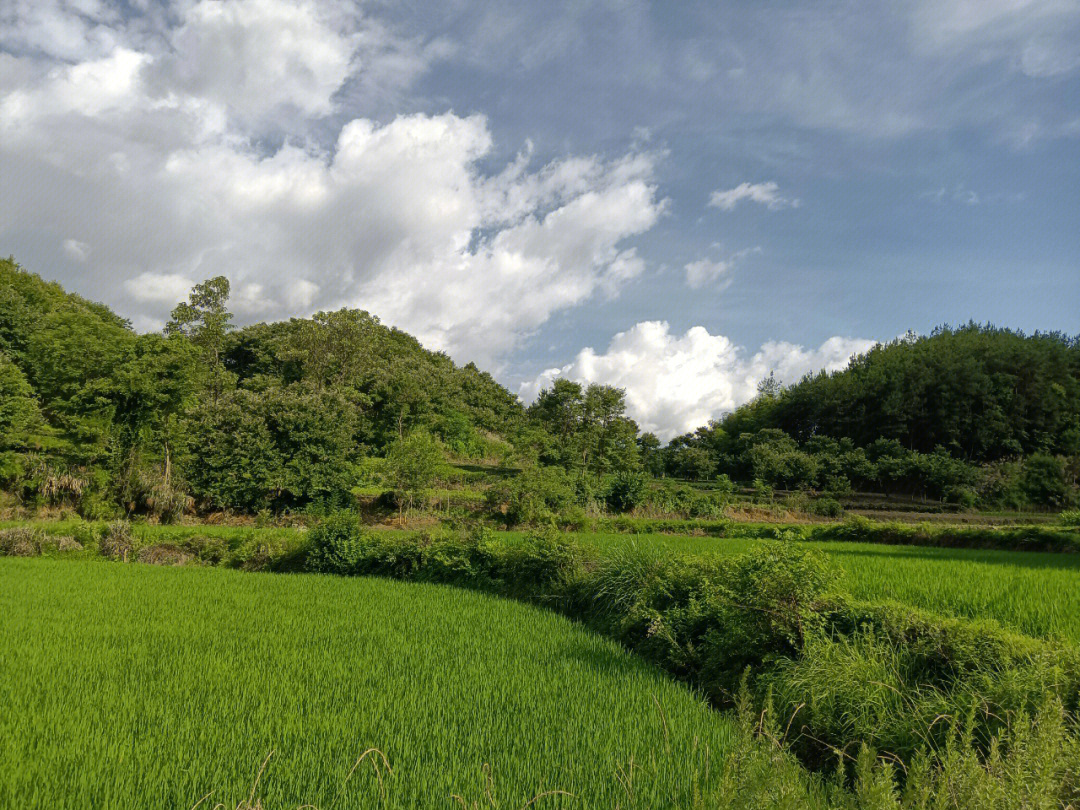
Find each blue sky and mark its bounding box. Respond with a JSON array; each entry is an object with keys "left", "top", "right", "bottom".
[{"left": 2, "top": 0, "right": 1078, "bottom": 437}]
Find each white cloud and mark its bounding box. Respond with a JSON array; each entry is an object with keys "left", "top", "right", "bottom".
[
  {"left": 520, "top": 322, "right": 876, "bottom": 440},
  {"left": 123, "top": 272, "right": 196, "bottom": 305},
  {"left": 912, "top": 0, "right": 1080, "bottom": 79},
  {"left": 0, "top": 7, "right": 665, "bottom": 365},
  {"left": 151, "top": 0, "right": 359, "bottom": 130},
  {"left": 921, "top": 183, "right": 1027, "bottom": 204},
  {"left": 62, "top": 238, "right": 89, "bottom": 262},
  {"left": 684, "top": 258, "right": 732, "bottom": 290},
  {"left": 708, "top": 181, "right": 799, "bottom": 211},
  {"left": 684, "top": 246, "right": 760, "bottom": 289}
]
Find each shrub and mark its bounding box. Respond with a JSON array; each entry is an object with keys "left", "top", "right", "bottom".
[
  {"left": 98, "top": 521, "right": 135, "bottom": 562},
  {"left": 71, "top": 524, "right": 96, "bottom": 548},
  {"left": 808, "top": 496, "right": 843, "bottom": 518},
  {"left": 1061, "top": 510, "right": 1080, "bottom": 527},
  {"left": 501, "top": 527, "right": 585, "bottom": 596},
  {"left": 556, "top": 504, "right": 593, "bottom": 532},
  {"left": 717, "top": 541, "right": 838, "bottom": 650},
  {"left": 56, "top": 535, "right": 83, "bottom": 552},
  {"left": 686, "top": 489, "right": 728, "bottom": 519},
  {"left": 305, "top": 512, "right": 369, "bottom": 574},
  {"left": 603, "top": 471, "right": 649, "bottom": 514},
  {"left": 181, "top": 534, "right": 229, "bottom": 564},
  {"left": 751, "top": 478, "right": 774, "bottom": 503},
  {"left": 0, "top": 527, "right": 46, "bottom": 556},
  {"left": 943, "top": 485, "right": 978, "bottom": 509},
  {"left": 136, "top": 544, "right": 194, "bottom": 566},
  {"left": 485, "top": 466, "right": 575, "bottom": 526}
]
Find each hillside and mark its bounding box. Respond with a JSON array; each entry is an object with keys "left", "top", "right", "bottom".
[
  {"left": 660, "top": 326, "right": 1080, "bottom": 508},
  {"left": 0, "top": 258, "right": 525, "bottom": 515},
  {"left": 3, "top": 258, "right": 1078, "bottom": 518}
]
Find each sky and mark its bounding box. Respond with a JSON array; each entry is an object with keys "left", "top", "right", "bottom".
[{"left": 2, "top": 0, "right": 1078, "bottom": 439}]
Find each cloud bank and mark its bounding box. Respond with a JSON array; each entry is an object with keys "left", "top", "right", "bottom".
[
  {"left": 521, "top": 322, "right": 877, "bottom": 440},
  {"left": 0, "top": 0, "right": 664, "bottom": 366}
]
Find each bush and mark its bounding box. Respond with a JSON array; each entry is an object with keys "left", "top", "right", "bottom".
[
  {"left": 136, "top": 544, "right": 194, "bottom": 566},
  {"left": 808, "top": 496, "right": 843, "bottom": 518},
  {"left": 98, "top": 521, "right": 135, "bottom": 562},
  {"left": 485, "top": 466, "right": 576, "bottom": 526},
  {"left": 305, "top": 512, "right": 369, "bottom": 574},
  {"left": 0, "top": 526, "right": 46, "bottom": 556},
  {"left": 55, "top": 535, "right": 83, "bottom": 552},
  {"left": 1061, "top": 510, "right": 1080, "bottom": 527},
  {"left": 943, "top": 485, "right": 978, "bottom": 509},
  {"left": 184, "top": 534, "right": 229, "bottom": 564},
  {"left": 603, "top": 470, "right": 648, "bottom": 514}
]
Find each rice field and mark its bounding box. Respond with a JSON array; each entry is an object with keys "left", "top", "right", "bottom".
[
  {"left": 0, "top": 558, "right": 749, "bottom": 810},
  {"left": 556, "top": 531, "right": 1080, "bottom": 644}
]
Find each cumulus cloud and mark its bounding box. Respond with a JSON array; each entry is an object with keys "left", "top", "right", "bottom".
[
  {"left": 708, "top": 181, "right": 800, "bottom": 212},
  {"left": 0, "top": 0, "right": 665, "bottom": 366},
  {"left": 150, "top": 0, "right": 359, "bottom": 129},
  {"left": 520, "top": 322, "right": 877, "bottom": 440}
]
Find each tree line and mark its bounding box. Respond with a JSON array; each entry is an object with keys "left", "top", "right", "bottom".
[{"left": 2, "top": 258, "right": 1077, "bottom": 519}]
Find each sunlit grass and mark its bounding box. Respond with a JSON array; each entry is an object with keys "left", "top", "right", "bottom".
[{"left": 0, "top": 558, "right": 747, "bottom": 809}]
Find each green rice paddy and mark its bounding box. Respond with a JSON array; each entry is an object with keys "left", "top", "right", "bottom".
[{"left": 0, "top": 558, "right": 745, "bottom": 809}]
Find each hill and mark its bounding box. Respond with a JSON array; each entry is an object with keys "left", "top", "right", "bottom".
[
  {"left": 663, "top": 325, "right": 1080, "bottom": 508},
  {"left": 0, "top": 258, "right": 525, "bottom": 515}
]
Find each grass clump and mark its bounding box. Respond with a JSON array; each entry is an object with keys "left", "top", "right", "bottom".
[
  {"left": 0, "top": 526, "right": 47, "bottom": 556},
  {"left": 98, "top": 520, "right": 135, "bottom": 561}
]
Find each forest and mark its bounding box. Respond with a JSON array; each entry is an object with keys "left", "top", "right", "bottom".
[{"left": 2, "top": 257, "right": 1078, "bottom": 522}]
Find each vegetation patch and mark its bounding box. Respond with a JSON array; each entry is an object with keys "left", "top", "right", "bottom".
[{"left": 302, "top": 518, "right": 1080, "bottom": 800}]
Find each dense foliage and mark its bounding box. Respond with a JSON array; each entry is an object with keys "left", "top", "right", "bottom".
[
  {"left": 0, "top": 260, "right": 544, "bottom": 516},
  {"left": 3, "top": 258, "right": 1077, "bottom": 516},
  {"left": 662, "top": 326, "right": 1080, "bottom": 508}
]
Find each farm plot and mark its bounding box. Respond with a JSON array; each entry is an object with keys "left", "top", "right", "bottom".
[
  {"left": 0, "top": 559, "right": 764, "bottom": 810},
  {"left": 551, "top": 530, "right": 1080, "bottom": 643}
]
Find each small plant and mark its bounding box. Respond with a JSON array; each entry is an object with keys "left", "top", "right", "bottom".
[
  {"left": 1060, "top": 510, "right": 1080, "bottom": 527},
  {"left": 808, "top": 497, "right": 843, "bottom": 518},
  {"left": 99, "top": 521, "right": 135, "bottom": 562}
]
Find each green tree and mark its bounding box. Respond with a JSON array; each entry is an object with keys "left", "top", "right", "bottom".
[
  {"left": 387, "top": 429, "right": 444, "bottom": 519},
  {"left": 166, "top": 277, "right": 235, "bottom": 400},
  {"left": 0, "top": 352, "right": 42, "bottom": 450},
  {"left": 637, "top": 432, "right": 664, "bottom": 477}
]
